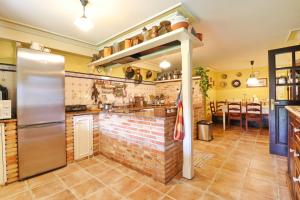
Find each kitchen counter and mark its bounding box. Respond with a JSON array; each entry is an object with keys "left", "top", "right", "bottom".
[
  {"left": 0, "top": 118, "right": 17, "bottom": 123},
  {"left": 285, "top": 106, "right": 300, "bottom": 118},
  {"left": 99, "top": 110, "right": 182, "bottom": 183},
  {"left": 66, "top": 109, "right": 102, "bottom": 116}
]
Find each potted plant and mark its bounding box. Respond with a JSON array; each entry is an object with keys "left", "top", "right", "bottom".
[{"left": 195, "top": 67, "right": 211, "bottom": 97}]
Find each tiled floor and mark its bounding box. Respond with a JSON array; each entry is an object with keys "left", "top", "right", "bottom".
[{"left": 0, "top": 125, "right": 290, "bottom": 200}]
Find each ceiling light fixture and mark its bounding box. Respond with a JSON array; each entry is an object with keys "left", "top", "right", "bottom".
[
  {"left": 159, "top": 60, "right": 171, "bottom": 69},
  {"left": 74, "top": 0, "right": 94, "bottom": 32},
  {"left": 246, "top": 60, "right": 259, "bottom": 85}
]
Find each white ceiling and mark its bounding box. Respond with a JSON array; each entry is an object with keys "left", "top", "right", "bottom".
[{"left": 1, "top": 0, "right": 300, "bottom": 70}]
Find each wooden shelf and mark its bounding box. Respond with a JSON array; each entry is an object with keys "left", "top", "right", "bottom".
[
  {"left": 154, "top": 76, "right": 201, "bottom": 83},
  {"left": 88, "top": 28, "right": 203, "bottom": 68}
]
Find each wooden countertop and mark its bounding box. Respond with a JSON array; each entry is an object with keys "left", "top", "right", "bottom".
[
  {"left": 0, "top": 118, "right": 17, "bottom": 123},
  {"left": 286, "top": 106, "right": 300, "bottom": 118},
  {"left": 65, "top": 109, "right": 102, "bottom": 116}
]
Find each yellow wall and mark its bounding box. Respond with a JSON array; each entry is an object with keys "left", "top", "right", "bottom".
[
  {"left": 210, "top": 67, "right": 269, "bottom": 102},
  {"left": 0, "top": 38, "right": 158, "bottom": 81},
  {"left": 0, "top": 38, "right": 16, "bottom": 65}
]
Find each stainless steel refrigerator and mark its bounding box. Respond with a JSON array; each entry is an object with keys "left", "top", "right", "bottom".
[{"left": 17, "top": 48, "right": 66, "bottom": 179}]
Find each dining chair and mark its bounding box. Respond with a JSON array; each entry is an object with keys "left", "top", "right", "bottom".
[
  {"left": 245, "top": 102, "right": 262, "bottom": 132},
  {"left": 227, "top": 102, "right": 242, "bottom": 130},
  {"left": 216, "top": 101, "right": 227, "bottom": 113},
  {"left": 210, "top": 101, "right": 216, "bottom": 115},
  {"left": 210, "top": 101, "right": 225, "bottom": 123}
]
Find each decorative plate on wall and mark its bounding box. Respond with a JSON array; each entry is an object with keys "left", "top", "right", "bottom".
[
  {"left": 219, "top": 81, "right": 227, "bottom": 88},
  {"left": 231, "top": 79, "right": 241, "bottom": 88},
  {"left": 221, "top": 74, "right": 228, "bottom": 79},
  {"left": 236, "top": 72, "right": 242, "bottom": 77}
]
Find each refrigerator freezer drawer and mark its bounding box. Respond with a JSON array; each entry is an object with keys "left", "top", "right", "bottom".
[{"left": 18, "top": 122, "right": 66, "bottom": 179}]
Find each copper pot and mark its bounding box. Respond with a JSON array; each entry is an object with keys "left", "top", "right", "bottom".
[
  {"left": 196, "top": 33, "right": 203, "bottom": 41},
  {"left": 124, "top": 39, "right": 132, "bottom": 49},
  {"left": 171, "top": 22, "right": 189, "bottom": 30},
  {"left": 150, "top": 26, "right": 159, "bottom": 38},
  {"left": 103, "top": 46, "right": 112, "bottom": 57}
]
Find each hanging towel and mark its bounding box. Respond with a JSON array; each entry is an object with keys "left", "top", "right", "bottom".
[{"left": 174, "top": 88, "right": 184, "bottom": 141}]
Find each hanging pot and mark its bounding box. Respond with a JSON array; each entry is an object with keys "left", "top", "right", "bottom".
[
  {"left": 134, "top": 69, "right": 143, "bottom": 84},
  {"left": 146, "top": 70, "right": 152, "bottom": 79}
]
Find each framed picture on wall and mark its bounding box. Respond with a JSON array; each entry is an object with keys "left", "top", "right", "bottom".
[{"left": 247, "top": 78, "right": 268, "bottom": 87}]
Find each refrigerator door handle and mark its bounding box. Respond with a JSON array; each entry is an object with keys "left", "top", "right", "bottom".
[{"left": 18, "top": 121, "right": 65, "bottom": 129}]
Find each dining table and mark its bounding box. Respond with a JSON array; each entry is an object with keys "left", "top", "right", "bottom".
[{"left": 222, "top": 104, "right": 269, "bottom": 130}]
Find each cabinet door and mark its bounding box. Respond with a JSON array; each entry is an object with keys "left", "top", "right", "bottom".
[
  {"left": 0, "top": 123, "right": 6, "bottom": 184},
  {"left": 74, "top": 115, "right": 93, "bottom": 160}
]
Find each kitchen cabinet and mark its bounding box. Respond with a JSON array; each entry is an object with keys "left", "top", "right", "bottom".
[
  {"left": 287, "top": 109, "right": 300, "bottom": 199},
  {"left": 0, "top": 123, "right": 6, "bottom": 185},
  {"left": 73, "top": 115, "right": 93, "bottom": 160}
]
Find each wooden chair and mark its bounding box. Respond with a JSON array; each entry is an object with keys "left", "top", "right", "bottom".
[
  {"left": 245, "top": 102, "right": 262, "bottom": 132},
  {"left": 210, "top": 101, "right": 216, "bottom": 115},
  {"left": 216, "top": 101, "right": 227, "bottom": 113},
  {"left": 227, "top": 102, "right": 242, "bottom": 130}
]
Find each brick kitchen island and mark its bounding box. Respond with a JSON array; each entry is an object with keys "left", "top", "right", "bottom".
[{"left": 99, "top": 110, "right": 183, "bottom": 183}]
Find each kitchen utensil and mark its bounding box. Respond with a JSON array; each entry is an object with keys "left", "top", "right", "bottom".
[
  {"left": 103, "top": 103, "right": 112, "bottom": 111},
  {"left": 132, "top": 36, "right": 142, "bottom": 46},
  {"left": 134, "top": 69, "right": 143, "bottom": 84},
  {"left": 146, "top": 70, "right": 152, "bottom": 79},
  {"left": 231, "top": 79, "right": 241, "bottom": 88},
  {"left": 196, "top": 33, "right": 203, "bottom": 41}
]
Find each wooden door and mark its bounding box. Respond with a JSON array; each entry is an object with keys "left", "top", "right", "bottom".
[
  {"left": 73, "top": 115, "right": 93, "bottom": 160},
  {"left": 269, "top": 45, "right": 300, "bottom": 156}
]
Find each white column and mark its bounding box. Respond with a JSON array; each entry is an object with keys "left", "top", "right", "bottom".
[{"left": 181, "top": 39, "right": 194, "bottom": 179}]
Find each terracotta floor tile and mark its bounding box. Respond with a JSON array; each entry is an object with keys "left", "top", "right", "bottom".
[
  {"left": 208, "top": 182, "right": 240, "bottom": 200},
  {"left": 116, "top": 165, "right": 133, "bottom": 174},
  {"left": 0, "top": 181, "right": 27, "bottom": 199},
  {"left": 214, "top": 172, "right": 244, "bottom": 189},
  {"left": 70, "top": 178, "right": 104, "bottom": 199},
  {"left": 128, "top": 185, "right": 164, "bottom": 200},
  {"left": 201, "top": 193, "right": 222, "bottom": 200},
  {"left": 186, "top": 172, "right": 213, "bottom": 191},
  {"left": 167, "top": 184, "right": 202, "bottom": 200},
  {"left": 26, "top": 172, "right": 58, "bottom": 188},
  {"left": 85, "top": 187, "right": 123, "bottom": 200},
  {"left": 195, "top": 165, "right": 218, "bottom": 178},
  {"left": 77, "top": 158, "right": 98, "bottom": 168},
  {"left": 160, "top": 195, "right": 175, "bottom": 200},
  {"left": 54, "top": 164, "right": 81, "bottom": 178},
  {"left": 243, "top": 177, "right": 276, "bottom": 198},
  {"left": 84, "top": 162, "right": 110, "bottom": 175},
  {"left": 45, "top": 189, "right": 77, "bottom": 200},
  {"left": 240, "top": 189, "right": 274, "bottom": 200},
  {"left": 96, "top": 168, "right": 125, "bottom": 185},
  {"left": 5, "top": 191, "right": 33, "bottom": 200},
  {"left": 145, "top": 177, "right": 175, "bottom": 193},
  {"left": 31, "top": 179, "right": 64, "bottom": 199},
  {"left": 60, "top": 170, "right": 91, "bottom": 187},
  {"left": 110, "top": 176, "right": 142, "bottom": 196}
]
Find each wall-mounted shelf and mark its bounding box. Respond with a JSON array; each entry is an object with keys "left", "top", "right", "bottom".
[
  {"left": 88, "top": 28, "right": 203, "bottom": 68},
  {"left": 154, "top": 76, "right": 201, "bottom": 83}
]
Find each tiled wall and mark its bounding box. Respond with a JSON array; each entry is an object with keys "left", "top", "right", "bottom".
[
  {"left": 65, "top": 72, "right": 156, "bottom": 106},
  {"left": 65, "top": 73, "right": 204, "bottom": 107}
]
